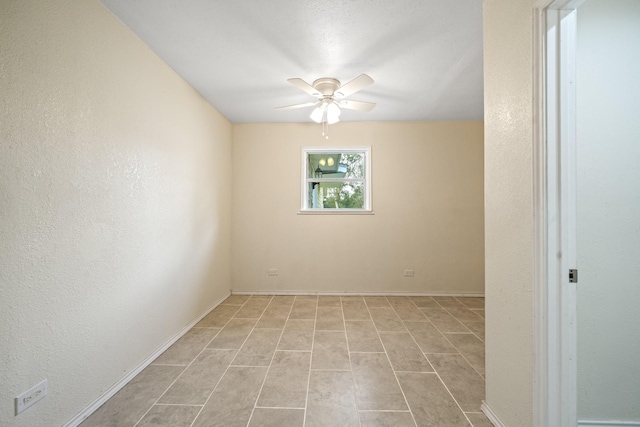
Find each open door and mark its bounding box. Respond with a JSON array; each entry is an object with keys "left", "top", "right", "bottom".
[{"left": 535, "top": 1, "right": 640, "bottom": 425}]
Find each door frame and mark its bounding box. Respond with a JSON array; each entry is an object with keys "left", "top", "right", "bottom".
[{"left": 532, "top": 1, "right": 584, "bottom": 426}]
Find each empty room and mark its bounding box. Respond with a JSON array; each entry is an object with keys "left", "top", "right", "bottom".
[{"left": 2, "top": 1, "right": 638, "bottom": 427}]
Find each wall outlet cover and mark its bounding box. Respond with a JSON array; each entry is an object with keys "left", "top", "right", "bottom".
[{"left": 15, "top": 379, "right": 47, "bottom": 415}]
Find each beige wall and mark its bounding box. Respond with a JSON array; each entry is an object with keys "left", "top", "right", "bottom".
[
  {"left": 0, "top": 1, "right": 232, "bottom": 425},
  {"left": 483, "top": 0, "right": 535, "bottom": 425},
  {"left": 232, "top": 122, "right": 484, "bottom": 294}
]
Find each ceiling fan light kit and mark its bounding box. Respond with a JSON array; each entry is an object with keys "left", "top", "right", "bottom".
[{"left": 276, "top": 74, "right": 376, "bottom": 133}]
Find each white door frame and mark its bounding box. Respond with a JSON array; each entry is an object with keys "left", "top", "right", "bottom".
[{"left": 532, "top": 1, "right": 583, "bottom": 426}]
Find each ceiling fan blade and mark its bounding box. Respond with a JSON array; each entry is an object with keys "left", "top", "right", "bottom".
[
  {"left": 287, "top": 78, "right": 320, "bottom": 97},
  {"left": 275, "top": 101, "right": 318, "bottom": 110},
  {"left": 338, "top": 99, "right": 376, "bottom": 111},
  {"left": 335, "top": 74, "right": 374, "bottom": 98}
]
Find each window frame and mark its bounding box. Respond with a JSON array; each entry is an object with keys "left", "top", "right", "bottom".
[{"left": 299, "top": 146, "right": 372, "bottom": 214}]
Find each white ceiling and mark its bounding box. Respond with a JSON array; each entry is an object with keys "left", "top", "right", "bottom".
[{"left": 99, "top": 0, "right": 484, "bottom": 123}]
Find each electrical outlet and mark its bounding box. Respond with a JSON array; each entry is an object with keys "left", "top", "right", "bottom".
[
  {"left": 15, "top": 379, "right": 47, "bottom": 415},
  {"left": 403, "top": 269, "right": 415, "bottom": 277},
  {"left": 268, "top": 268, "right": 278, "bottom": 276}
]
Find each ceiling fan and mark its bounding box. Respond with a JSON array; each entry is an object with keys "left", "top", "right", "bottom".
[{"left": 276, "top": 74, "right": 376, "bottom": 125}]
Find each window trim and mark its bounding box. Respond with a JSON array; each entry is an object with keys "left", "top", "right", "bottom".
[{"left": 299, "top": 146, "right": 372, "bottom": 214}]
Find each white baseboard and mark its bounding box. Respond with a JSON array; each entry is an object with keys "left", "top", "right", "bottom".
[
  {"left": 231, "top": 290, "right": 485, "bottom": 297},
  {"left": 481, "top": 401, "right": 505, "bottom": 427},
  {"left": 63, "top": 292, "right": 230, "bottom": 427},
  {"left": 579, "top": 421, "right": 640, "bottom": 426}
]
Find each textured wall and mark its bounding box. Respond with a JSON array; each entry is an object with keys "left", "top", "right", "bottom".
[
  {"left": 232, "top": 122, "right": 484, "bottom": 294},
  {"left": 0, "top": 1, "right": 232, "bottom": 425},
  {"left": 483, "top": 0, "right": 535, "bottom": 425},
  {"left": 576, "top": 0, "right": 640, "bottom": 421}
]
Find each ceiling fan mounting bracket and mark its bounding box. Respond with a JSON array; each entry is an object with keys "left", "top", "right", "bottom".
[{"left": 312, "top": 78, "right": 341, "bottom": 97}]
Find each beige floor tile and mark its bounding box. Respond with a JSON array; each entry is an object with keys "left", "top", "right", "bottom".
[
  {"left": 397, "top": 372, "right": 468, "bottom": 427},
  {"left": 428, "top": 354, "right": 484, "bottom": 412},
  {"left": 248, "top": 408, "right": 305, "bottom": 427},
  {"left": 222, "top": 295, "right": 251, "bottom": 305},
  {"left": 192, "top": 366, "right": 267, "bottom": 427},
  {"left": 363, "top": 296, "right": 391, "bottom": 307},
  {"left": 153, "top": 327, "right": 220, "bottom": 365},
  {"left": 80, "top": 365, "right": 184, "bottom": 426},
  {"left": 315, "top": 306, "right": 344, "bottom": 330},
  {"left": 341, "top": 296, "right": 365, "bottom": 302},
  {"left": 379, "top": 332, "right": 433, "bottom": 372},
  {"left": 269, "top": 295, "right": 295, "bottom": 305},
  {"left": 345, "top": 320, "right": 384, "bottom": 352},
  {"left": 159, "top": 349, "right": 236, "bottom": 404},
  {"left": 342, "top": 299, "right": 371, "bottom": 320},
  {"left": 235, "top": 299, "right": 271, "bottom": 319},
  {"left": 196, "top": 304, "right": 241, "bottom": 327},
  {"left": 466, "top": 412, "right": 494, "bottom": 427},
  {"left": 386, "top": 296, "right": 413, "bottom": 305},
  {"left": 471, "top": 309, "right": 485, "bottom": 319},
  {"left": 136, "top": 405, "right": 201, "bottom": 427},
  {"left": 277, "top": 319, "right": 314, "bottom": 351},
  {"left": 444, "top": 305, "right": 484, "bottom": 323},
  {"left": 305, "top": 370, "right": 359, "bottom": 427},
  {"left": 420, "top": 308, "right": 470, "bottom": 333},
  {"left": 432, "top": 296, "right": 462, "bottom": 307},
  {"left": 444, "top": 333, "right": 485, "bottom": 376},
  {"left": 369, "top": 307, "right": 406, "bottom": 331},
  {"left": 84, "top": 294, "right": 486, "bottom": 427},
  {"left": 248, "top": 295, "right": 276, "bottom": 303},
  {"left": 409, "top": 296, "right": 440, "bottom": 308},
  {"left": 289, "top": 299, "right": 317, "bottom": 319},
  {"left": 207, "top": 318, "right": 257, "bottom": 349},
  {"left": 318, "top": 296, "right": 341, "bottom": 307},
  {"left": 462, "top": 321, "right": 485, "bottom": 341},
  {"left": 311, "top": 330, "right": 350, "bottom": 370},
  {"left": 232, "top": 328, "right": 282, "bottom": 366},
  {"left": 257, "top": 351, "right": 311, "bottom": 408},
  {"left": 350, "top": 352, "right": 408, "bottom": 410},
  {"left": 358, "top": 411, "right": 416, "bottom": 427},
  {"left": 456, "top": 297, "right": 485, "bottom": 309},
  {"left": 404, "top": 321, "right": 458, "bottom": 353},
  {"left": 389, "top": 302, "right": 427, "bottom": 321},
  {"left": 255, "top": 303, "right": 291, "bottom": 329}
]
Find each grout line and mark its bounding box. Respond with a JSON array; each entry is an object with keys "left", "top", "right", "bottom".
[
  {"left": 363, "top": 296, "right": 419, "bottom": 427},
  {"left": 302, "top": 295, "right": 318, "bottom": 427},
  {"left": 153, "top": 403, "right": 204, "bottom": 407},
  {"left": 254, "top": 405, "right": 306, "bottom": 409},
  {"left": 112, "top": 294, "right": 484, "bottom": 427},
  {"left": 440, "top": 331, "right": 485, "bottom": 379},
  {"left": 133, "top": 297, "right": 251, "bottom": 427},
  {"left": 341, "top": 293, "right": 363, "bottom": 427},
  {"left": 389, "top": 299, "right": 478, "bottom": 427},
  {"left": 186, "top": 295, "right": 270, "bottom": 427},
  {"left": 244, "top": 296, "right": 290, "bottom": 427}
]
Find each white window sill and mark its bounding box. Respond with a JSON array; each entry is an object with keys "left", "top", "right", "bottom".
[{"left": 298, "top": 210, "right": 375, "bottom": 215}]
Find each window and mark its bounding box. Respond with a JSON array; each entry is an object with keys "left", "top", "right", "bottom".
[{"left": 301, "top": 147, "right": 371, "bottom": 213}]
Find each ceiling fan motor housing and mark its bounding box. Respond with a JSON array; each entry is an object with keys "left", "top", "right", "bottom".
[{"left": 312, "top": 78, "right": 341, "bottom": 97}]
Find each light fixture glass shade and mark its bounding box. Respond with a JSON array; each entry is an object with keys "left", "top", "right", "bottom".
[
  {"left": 326, "top": 102, "right": 341, "bottom": 124},
  {"left": 310, "top": 107, "right": 324, "bottom": 123}
]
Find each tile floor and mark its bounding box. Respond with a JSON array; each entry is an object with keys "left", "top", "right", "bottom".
[{"left": 81, "top": 295, "right": 492, "bottom": 427}]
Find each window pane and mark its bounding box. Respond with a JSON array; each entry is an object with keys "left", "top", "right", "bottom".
[
  {"left": 307, "top": 181, "right": 365, "bottom": 209},
  {"left": 307, "top": 152, "right": 365, "bottom": 179}
]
